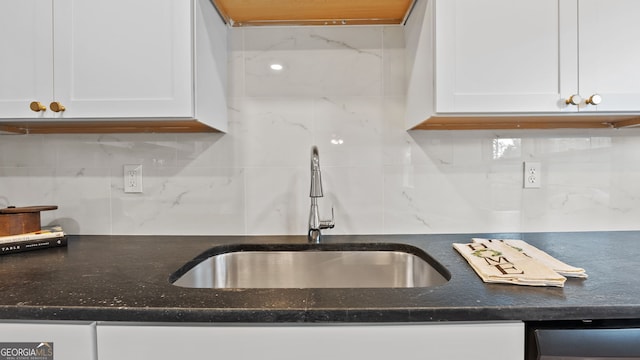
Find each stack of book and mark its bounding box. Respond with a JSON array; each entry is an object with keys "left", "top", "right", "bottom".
[{"left": 0, "top": 225, "right": 68, "bottom": 255}]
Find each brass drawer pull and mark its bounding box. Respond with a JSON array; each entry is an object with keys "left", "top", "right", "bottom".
[
  {"left": 29, "top": 101, "right": 47, "bottom": 112},
  {"left": 49, "top": 101, "right": 66, "bottom": 112}
]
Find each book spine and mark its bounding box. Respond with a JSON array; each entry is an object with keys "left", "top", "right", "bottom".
[
  {"left": 0, "top": 236, "right": 68, "bottom": 255},
  {"left": 0, "top": 231, "right": 65, "bottom": 244}
]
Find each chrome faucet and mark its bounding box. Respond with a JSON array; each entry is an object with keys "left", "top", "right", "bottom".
[{"left": 308, "top": 146, "right": 335, "bottom": 243}]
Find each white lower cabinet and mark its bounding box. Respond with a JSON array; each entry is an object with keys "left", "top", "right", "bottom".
[
  {"left": 0, "top": 321, "right": 97, "bottom": 360},
  {"left": 96, "top": 321, "right": 524, "bottom": 360}
]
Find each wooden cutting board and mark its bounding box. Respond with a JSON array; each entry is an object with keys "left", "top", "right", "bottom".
[{"left": 0, "top": 205, "right": 58, "bottom": 236}]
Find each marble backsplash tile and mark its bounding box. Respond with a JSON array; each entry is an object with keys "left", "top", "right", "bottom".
[
  {"left": 1, "top": 26, "right": 640, "bottom": 235},
  {"left": 242, "top": 26, "right": 383, "bottom": 97}
]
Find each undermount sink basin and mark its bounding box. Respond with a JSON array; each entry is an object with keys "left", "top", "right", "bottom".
[{"left": 170, "top": 243, "right": 450, "bottom": 289}]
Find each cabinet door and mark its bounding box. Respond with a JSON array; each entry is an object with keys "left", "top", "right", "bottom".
[
  {"left": 97, "top": 322, "right": 523, "bottom": 360},
  {"left": 578, "top": 0, "right": 640, "bottom": 112},
  {"left": 52, "top": 0, "right": 193, "bottom": 118},
  {"left": 435, "top": 0, "right": 578, "bottom": 113},
  {"left": 0, "top": 321, "right": 97, "bottom": 360},
  {"left": 0, "top": 0, "right": 53, "bottom": 118}
]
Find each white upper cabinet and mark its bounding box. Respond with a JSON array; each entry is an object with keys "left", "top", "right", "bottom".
[
  {"left": 0, "top": 0, "right": 227, "bottom": 133},
  {"left": 405, "top": 0, "right": 640, "bottom": 129},
  {"left": 577, "top": 0, "right": 640, "bottom": 112},
  {"left": 434, "top": 0, "right": 576, "bottom": 114},
  {"left": 53, "top": 0, "right": 193, "bottom": 119},
  {"left": 0, "top": 0, "right": 54, "bottom": 119}
]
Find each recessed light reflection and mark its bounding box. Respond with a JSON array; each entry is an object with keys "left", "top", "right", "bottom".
[
  {"left": 270, "top": 63, "right": 284, "bottom": 71},
  {"left": 330, "top": 138, "right": 344, "bottom": 145}
]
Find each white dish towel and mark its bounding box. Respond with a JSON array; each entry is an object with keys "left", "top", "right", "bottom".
[
  {"left": 472, "top": 238, "right": 588, "bottom": 279},
  {"left": 453, "top": 238, "right": 586, "bottom": 287}
]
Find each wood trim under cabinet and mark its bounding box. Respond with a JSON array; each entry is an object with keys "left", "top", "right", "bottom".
[
  {"left": 410, "top": 114, "right": 640, "bottom": 130},
  {"left": 211, "top": 0, "right": 414, "bottom": 26},
  {"left": 0, "top": 120, "right": 220, "bottom": 134}
]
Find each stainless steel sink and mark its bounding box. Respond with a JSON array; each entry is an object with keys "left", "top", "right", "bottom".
[{"left": 170, "top": 243, "right": 450, "bottom": 289}]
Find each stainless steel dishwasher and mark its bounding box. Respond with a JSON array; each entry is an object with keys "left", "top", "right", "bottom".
[{"left": 526, "top": 320, "right": 640, "bottom": 359}]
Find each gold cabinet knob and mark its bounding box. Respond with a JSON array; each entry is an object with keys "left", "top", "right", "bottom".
[
  {"left": 49, "top": 101, "right": 66, "bottom": 112},
  {"left": 29, "top": 101, "right": 47, "bottom": 112},
  {"left": 586, "top": 94, "right": 602, "bottom": 106},
  {"left": 565, "top": 94, "right": 582, "bottom": 106}
]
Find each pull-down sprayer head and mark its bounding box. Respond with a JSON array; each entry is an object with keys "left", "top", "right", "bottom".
[{"left": 310, "top": 146, "right": 323, "bottom": 198}]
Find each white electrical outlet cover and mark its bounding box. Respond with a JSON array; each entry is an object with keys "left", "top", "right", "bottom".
[
  {"left": 523, "top": 162, "right": 541, "bottom": 189},
  {"left": 124, "top": 164, "right": 143, "bottom": 193}
]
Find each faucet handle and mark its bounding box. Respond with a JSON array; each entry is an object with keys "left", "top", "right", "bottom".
[{"left": 319, "top": 207, "right": 335, "bottom": 230}]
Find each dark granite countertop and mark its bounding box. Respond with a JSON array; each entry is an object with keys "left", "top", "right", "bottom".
[{"left": 0, "top": 232, "right": 638, "bottom": 323}]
